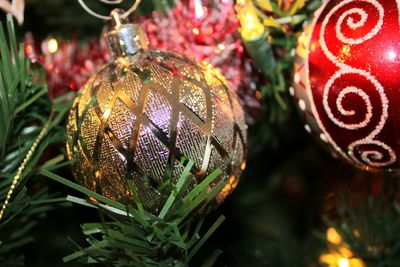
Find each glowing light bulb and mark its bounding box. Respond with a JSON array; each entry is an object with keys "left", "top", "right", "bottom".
[
  {"left": 246, "top": 13, "right": 255, "bottom": 20},
  {"left": 339, "top": 258, "right": 350, "bottom": 267},
  {"left": 47, "top": 38, "right": 58, "bottom": 54},
  {"left": 235, "top": 0, "right": 265, "bottom": 41},
  {"left": 327, "top": 227, "right": 342, "bottom": 245}
]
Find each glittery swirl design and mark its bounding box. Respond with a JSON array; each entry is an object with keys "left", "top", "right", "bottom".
[
  {"left": 66, "top": 51, "right": 247, "bottom": 213},
  {"left": 312, "top": 0, "right": 396, "bottom": 168}
]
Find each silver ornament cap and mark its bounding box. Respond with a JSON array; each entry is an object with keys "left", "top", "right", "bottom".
[{"left": 107, "top": 9, "right": 149, "bottom": 58}]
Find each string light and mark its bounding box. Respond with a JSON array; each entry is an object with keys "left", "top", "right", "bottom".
[
  {"left": 327, "top": 227, "right": 342, "bottom": 245},
  {"left": 47, "top": 38, "right": 59, "bottom": 54},
  {"left": 235, "top": 0, "right": 265, "bottom": 41},
  {"left": 320, "top": 252, "right": 366, "bottom": 267},
  {"left": 339, "top": 258, "right": 350, "bottom": 267},
  {"left": 319, "top": 227, "right": 366, "bottom": 267}
]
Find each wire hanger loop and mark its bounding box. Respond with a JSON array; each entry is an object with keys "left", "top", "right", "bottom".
[{"left": 77, "top": 0, "right": 141, "bottom": 20}]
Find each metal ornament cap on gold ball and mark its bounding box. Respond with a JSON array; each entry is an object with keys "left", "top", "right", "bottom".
[
  {"left": 66, "top": 9, "right": 248, "bottom": 213},
  {"left": 107, "top": 9, "right": 148, "bottom": 58}
]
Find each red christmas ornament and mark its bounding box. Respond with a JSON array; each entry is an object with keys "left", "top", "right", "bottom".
[{"left": 293, "top": 0, "right": 400, "bottom": 172}]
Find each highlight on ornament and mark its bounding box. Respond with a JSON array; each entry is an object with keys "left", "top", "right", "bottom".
[{"left": 47, "top": 38, "right": 58, "bottom": 54}]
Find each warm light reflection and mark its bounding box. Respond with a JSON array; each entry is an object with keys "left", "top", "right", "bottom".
[
  {"left": 294, "top": 72, "right": 301, "bottom": 84},
  {"left": 338, "top": 45, "right": 351, "bottom": 62},
  {"left": 327, "top": 227, "right": 342, "bottom": 245},
  {"left": 240, "top": 161, "right": 246, "bottom": 170},
  {"left": 47, "top": 38, "right": 58, "bottom": 54},
  {"left": 219, "top": 175, "right": 239, "bottom": 199},
  {"left": 217, "top": 43, "right": 226, "bottom": 51},
  {"left": 296, "top": 24, "right": 314, "bottom": 59}
]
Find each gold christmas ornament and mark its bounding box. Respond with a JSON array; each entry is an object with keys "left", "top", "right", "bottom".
[{"left": 66, "top": 10, "right": 248, "bottom": 213}]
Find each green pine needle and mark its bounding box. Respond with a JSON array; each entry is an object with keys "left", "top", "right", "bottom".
[
  {"left": 0, "top": 14, "right": 72, "bottom": 266},
  {"left": 42, "top": 159, "right": 227, "bottom": 266}
]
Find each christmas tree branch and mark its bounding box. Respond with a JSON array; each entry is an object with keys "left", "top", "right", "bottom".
[
  {"left": 40, "top": 160, "right": 226, "bottom": 266},
  {"left": 237, "top": 0, "right": 322, "bottom": 151},
  {"left": 321, "top": 176, "right": 400, "bottom": 267},
  {"left": 0, "top": 14, "right": 72, "bottom": 266}
]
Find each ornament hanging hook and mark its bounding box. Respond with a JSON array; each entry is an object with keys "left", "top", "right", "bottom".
[{"left": 77, "top": 0, "right": 142, "bottom": 20}]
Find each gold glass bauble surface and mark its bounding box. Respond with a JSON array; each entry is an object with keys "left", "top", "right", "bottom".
[{"left": 66, "top": 17, "right": 247, "bottom": 212}]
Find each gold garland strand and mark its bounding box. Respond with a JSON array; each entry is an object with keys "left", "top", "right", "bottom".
[{"left": 0, "top": 112, "right": 54, "bottom": 221}]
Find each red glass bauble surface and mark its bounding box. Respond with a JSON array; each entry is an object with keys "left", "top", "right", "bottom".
[{"left": 293, "top": 0, "right": 400, "bottom": 172}]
